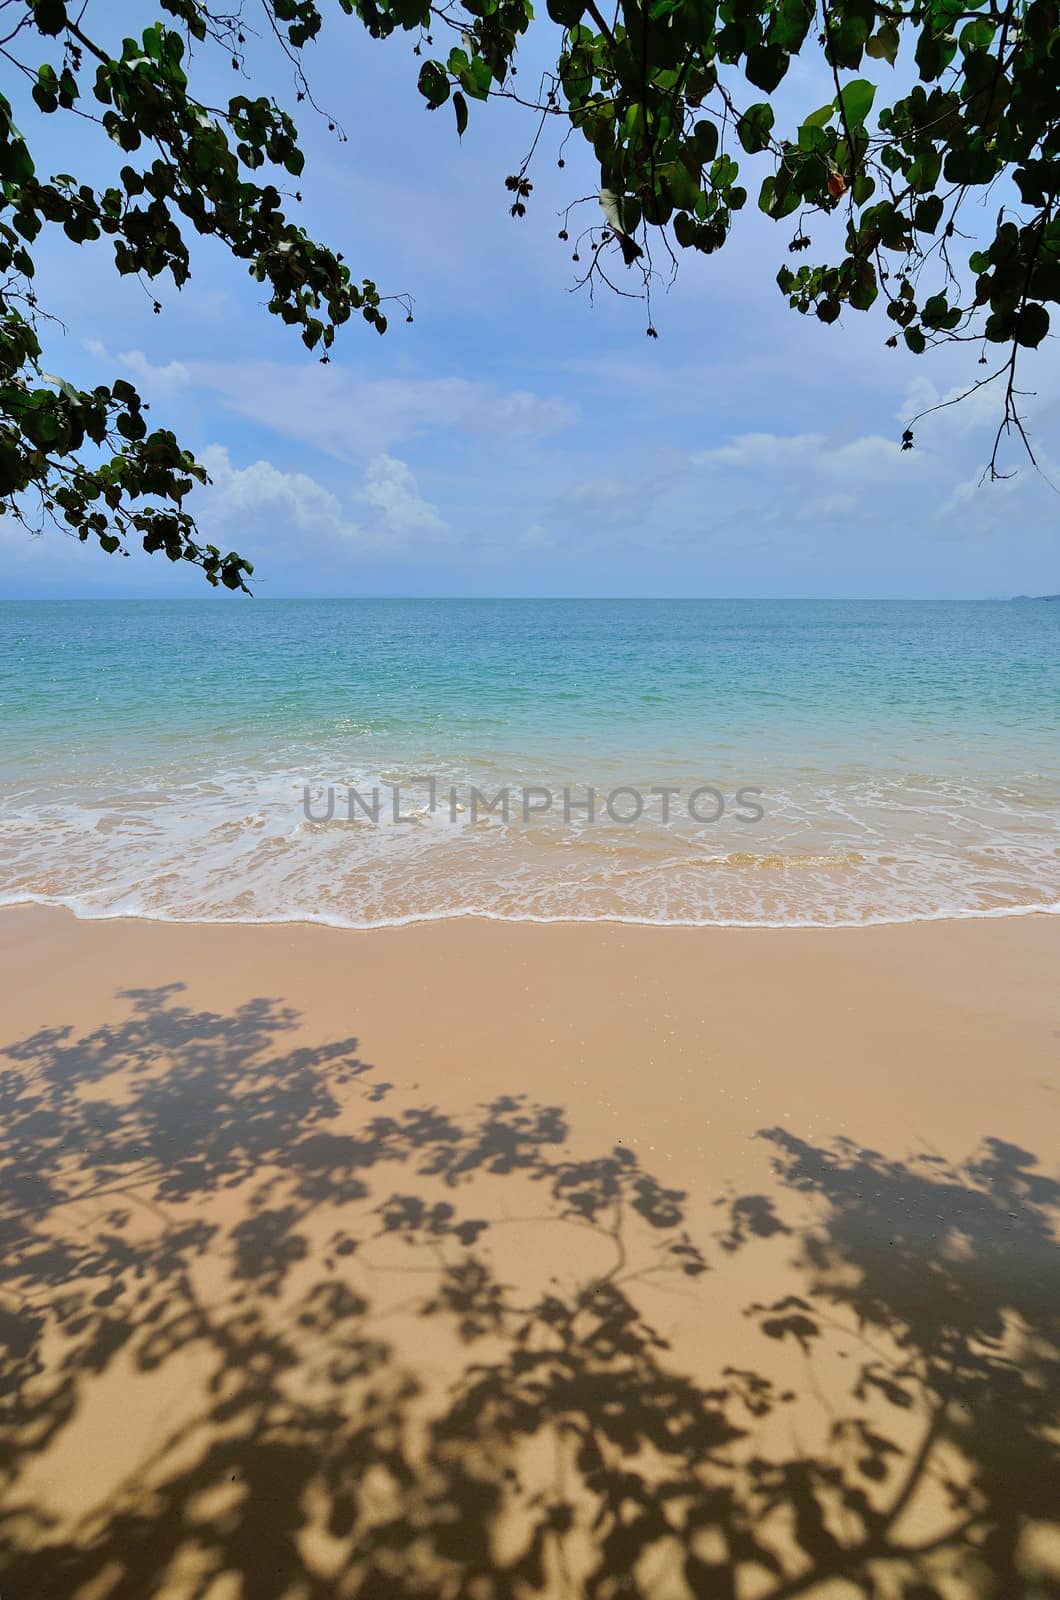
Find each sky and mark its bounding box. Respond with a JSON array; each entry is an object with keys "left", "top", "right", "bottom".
[{"left": 2, "top": 5, "right": 1058, "bottom": 599}]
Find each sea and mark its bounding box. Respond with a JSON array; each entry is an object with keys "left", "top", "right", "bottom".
[{"left": 1, "top": 597, "right": 1057, "bottom": 929}]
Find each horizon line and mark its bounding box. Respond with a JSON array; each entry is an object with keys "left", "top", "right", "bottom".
[{"left": 0, "top": 593, "right": 1034, "bottom": 604}]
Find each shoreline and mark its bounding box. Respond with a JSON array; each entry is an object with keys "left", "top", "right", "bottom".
[{"left": 3, "top": 892, "right": 1059, "bottom": 933}]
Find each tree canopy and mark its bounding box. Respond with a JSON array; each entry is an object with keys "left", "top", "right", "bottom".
[{"left": 2, "top": 0, "right": 1057, "bottom": 587}]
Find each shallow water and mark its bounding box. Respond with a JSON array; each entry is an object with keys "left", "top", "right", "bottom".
[{"left": 1, "top": 597, "right": 1057, "bottom": 927}]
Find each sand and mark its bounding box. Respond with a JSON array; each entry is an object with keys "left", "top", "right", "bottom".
[{"left": 0, "top": 903, "right": 1057, "bottom": 1599}]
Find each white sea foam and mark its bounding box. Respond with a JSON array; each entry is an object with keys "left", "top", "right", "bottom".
[{"left": 2, "top": 761, "right": 1058, "bottom": 930}]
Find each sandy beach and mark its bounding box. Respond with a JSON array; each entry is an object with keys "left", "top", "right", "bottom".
[
  {"left": 5, "top": 0, "right": 1060, "bottom": 1576},
  {"left": 0, "top": 904, "right": 1057, "bottom": 1598}
]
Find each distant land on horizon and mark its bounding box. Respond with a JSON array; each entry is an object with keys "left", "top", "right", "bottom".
[{"left": 1012, "top": 593, "right": 1060, "bottom": 600}]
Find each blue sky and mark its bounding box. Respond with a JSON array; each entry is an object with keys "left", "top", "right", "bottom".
[{"left": 2, "top": 7, "right": 1058, "bottom": 598}]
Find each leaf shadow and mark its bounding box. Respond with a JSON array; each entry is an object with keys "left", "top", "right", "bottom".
[{"left": 1, "top": 984, "right": 1057, "bottom": 1599}]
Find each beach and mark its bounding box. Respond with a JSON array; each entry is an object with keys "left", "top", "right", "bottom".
[
  {"left": 5, "top": 0, "right": 1060, "bottom": 1580},
  {"left": 6, "top": 0, "right": 1060, "bottom": 1575},
  {"left": 2, "top": 903, "right": 1057, "bottom": 1598}
]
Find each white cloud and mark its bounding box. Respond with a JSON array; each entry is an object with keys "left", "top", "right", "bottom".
[
  {"left": 362, "top": 454, "right": 446, "bottom": 535},
  {"left": 900, "top": 344, "right": 1060, "bottom": 447},
  {"left": 694, "top": 430, "right": 912, "bottom": 481},
  {"left": 825, "top": 434, "right": 912, "bottom": 478},
  {"left": 463, "top": 390, "right": 577, "bottom": 436},
  {"left": 681, "top": 426, "right": 932, "bottom": 543},
  {"left": 185, "top": 362, "right": 574, "bottom": 460},
  {"left": 693, "top": 432, "right": 824, "bottom": 470},
  {"left": 117, "top": 348, "right": 190, "bottom": 388},
  {"left": 196, "top": 447, "right": 460, "bottom": 572},
  {"left": 935, "top": 449, "right": 1060, "bottom": 528},
  {"left": 81, "top": 342, "right": 190, "bottom": 389},
  {"left": 200, "top": 445, "right": 365, "bottom": 548},
  {"left": 74, "top": 343, "right": 574, "bottom": 461}
]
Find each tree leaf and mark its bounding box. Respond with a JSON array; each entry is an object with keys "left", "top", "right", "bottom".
[
  {"left": 453, "top": 90, "right": 468, "bottom": 138},
  {"left": 1015, "top": 303, "right": 1049, "bottom": 348},
  {"left": 837, "top": 78, "right": 875, "bottom": 129},
  {"left": 737, "top": 101, "right": 774, "bottom": 154}
]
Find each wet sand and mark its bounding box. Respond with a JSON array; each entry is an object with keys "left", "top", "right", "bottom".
[{"left": 1, "top": 904, "right": 1058, "bottom": 1598}]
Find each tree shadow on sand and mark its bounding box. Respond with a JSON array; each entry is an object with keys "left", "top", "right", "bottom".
[{"left": 0, "top": 985, "right": 1057, "bottom": 1599}]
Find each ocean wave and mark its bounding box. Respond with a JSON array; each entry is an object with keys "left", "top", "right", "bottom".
[
  {"left": 2, "top": 761, "right": 1059, "bottom": 932},
  {"left": 2, "top": 888, "right": 1058, "bottom": 931}
]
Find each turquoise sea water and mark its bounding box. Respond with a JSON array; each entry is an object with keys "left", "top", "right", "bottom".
[{"left": 1, "top": 598, "right": 1058, "bottom": 926}]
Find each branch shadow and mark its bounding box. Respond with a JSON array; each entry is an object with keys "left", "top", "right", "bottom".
[{"left": 0, "top": 985, "right": 1057, "bottom": 1598}]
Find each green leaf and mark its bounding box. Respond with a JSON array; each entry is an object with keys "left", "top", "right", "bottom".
[
  {"left": 849, "top": 258, "right": 877, "bottom": 310},
  {"left": 837, "top": 78, "right": 875, "bottom": 129},
  {"left": 673, "top": 210, "right": 697, "bottom": 247},
  {"left": 692, "top": 119, "right": 719, "bottom": 162},
  {"left": 32, "top": 0, "right": 66, "bottom": 35},
  {"left": 416, "top": 60, "right": 450, "bottom": 108},
  {"left": 959, "top": 17, "right": 995, "bottom": 52},
  {"left": 711, "top": 154, "right": 739, "bottom": 189},
  {"left": 831, "top": 15, "right": 870, "bottom": 66},
  {"left": 1015, "top": 303, "right": 1050, "bottom": 348},
  {"left": 865, "top": 21, "right": 899, "bottom": 62},
  {"left": 745, "top": 45, "right": 789, "bottom": 92},
  {"left": 453, "top": 90, "right": 468, "bottom": 138},
  {"left": 737, "top": 101, "right": 774, "bottom": 154},
  {"left": 670, "top": 159, "right": 701, "bottom": 210},
  {"left": 913, "top": 195, "right": 944, "bottom": 233},
  {"left": 798, "top": 122, "right": 828, "bottom": 153}
]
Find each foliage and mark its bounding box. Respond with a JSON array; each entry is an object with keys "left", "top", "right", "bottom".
[
  {"left": 1, "top": 2, "right": 403, "bottom": 588},
  {"left": 2, "top": 0, "right": 1058, "bottom": 585},
  {"left": 407, "top": 0, "right": 1060, "bottom": 476}
]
